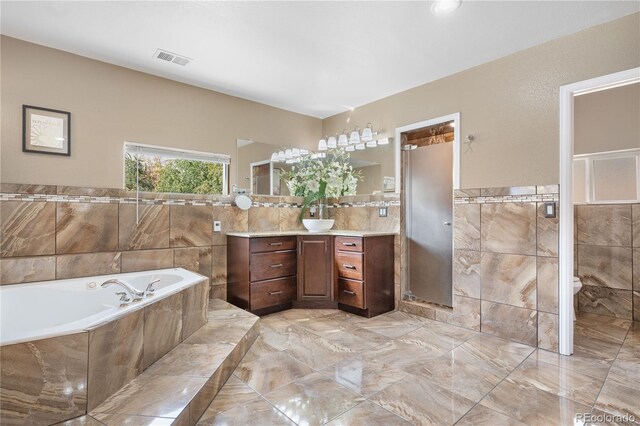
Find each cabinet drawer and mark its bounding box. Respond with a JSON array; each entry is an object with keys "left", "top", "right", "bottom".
[
  {"left": 251, "top": 236, "right": 297, "bottom": 253},
  {"left": 337, "top": 278, "right": 365, "bottom": 309},
  {"left": 251, "top": 277, "right": 296, "bottom": 310},
  {"left": 335, "top": 250, "right": 364, "bottom": 280},
  {"left": 250, "top": 251, "right": 297, "bottom": 281},
  {"left": 335, "top": 236, "right": 363, "bottom": 252}
]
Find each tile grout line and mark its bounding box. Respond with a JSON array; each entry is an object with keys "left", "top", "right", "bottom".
[
  {"left": 587, "top": 320, "right": 632, "bottom": 416},
  {"left": 451, "top": 345, "right": 537, "bottom": 425}
]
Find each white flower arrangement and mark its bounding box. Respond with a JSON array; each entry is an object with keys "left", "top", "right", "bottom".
[{"left": 284, "top": 149, "right": 360, "bottom": 218}]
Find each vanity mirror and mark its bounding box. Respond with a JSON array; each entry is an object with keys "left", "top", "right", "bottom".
[
  {"left": 236, "top": 137, "right": 398, "bottom": 196},
  {"left": 236, "top": 139, "right": 294, "bottom": 196}
]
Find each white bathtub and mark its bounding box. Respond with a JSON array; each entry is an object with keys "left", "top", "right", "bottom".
[{"left": 0, "top": 268, "right": 206, "bottom": 346}]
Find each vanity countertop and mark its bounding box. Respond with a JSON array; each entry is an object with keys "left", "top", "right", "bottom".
[{"left": 226, "top": 230, "right": 398, "bottom": 238}]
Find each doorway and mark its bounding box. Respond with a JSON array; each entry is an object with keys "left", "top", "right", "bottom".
[
  {"left": 396, "top": 113, "right": 460, "bottom": 307},
  {"left": 558, "top": 67, "right": 640, "bottom": 355}
]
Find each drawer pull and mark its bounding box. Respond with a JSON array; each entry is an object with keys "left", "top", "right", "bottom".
[
  {"left": 268, "top": 291, "right": 283, "bottom": 295},
  {"left": 269, "top": 263, "right": 283, "bottom": 268},
  {"left": 342, "top": 290, "right": 356, "bottom": 295},
  {"left": 269, "top": 242, "right": 283, "bottom": 246},
  {"left": 342, "top": 242, "right": 357, "bottom": 247},
  {"left": 343, "top": 264, "right": 357, "bottom": 270}
]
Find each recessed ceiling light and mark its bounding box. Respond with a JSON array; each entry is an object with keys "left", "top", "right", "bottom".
[{"left": 431, "top": 0, "right": 461, "bottom": 15}]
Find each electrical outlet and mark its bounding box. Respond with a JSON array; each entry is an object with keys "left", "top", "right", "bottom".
[
  {"left": 379, "top": 207, "right": 388, "bottom": 217},
  {"left": 213, "top": 220, "right": 221, "bottom": 232},
  {"left": 544, "top": 202, "right": 556, "bottom": 218}
]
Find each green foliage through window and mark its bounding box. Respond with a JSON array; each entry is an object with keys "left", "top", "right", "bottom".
[{"left": 124, "top": 153, "right": 223, "bottom": 194}]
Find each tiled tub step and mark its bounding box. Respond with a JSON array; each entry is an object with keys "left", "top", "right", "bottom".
[{"left": 64, "top": 299, "right": 259, "bottom": 426}]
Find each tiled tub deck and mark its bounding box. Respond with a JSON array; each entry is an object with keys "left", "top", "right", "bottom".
[{"left": 0, "top": 275, "right": 211, "bottom": 425}]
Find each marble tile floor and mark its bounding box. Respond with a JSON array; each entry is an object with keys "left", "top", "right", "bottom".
[
  {"left": 61, "top": 299, "right": 259, "bottom": 426},
  {"left": 199, "top": 309, "right": 640, "bottom": 426}
]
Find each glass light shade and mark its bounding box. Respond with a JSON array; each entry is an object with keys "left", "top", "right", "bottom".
[
  {"left": 292, "top": 148, "right": 300, "bottom": 157},
  {"left": 377, "top": 137, "right": 390, "bottom": 145},
  {"left": 300, "top": 149, "right": 309, "bottom": 155},
  {"left": 277, "top": 151, "right": 286, "bottom": 161},
  {"left": 361, "top": 126, "right": 373, "bottom": 142},
  {"left": 327, "top": 136, "right": 337, "bottom": 149},
  {"left": 365, "top": 140, "right": 377, "bottom": 148},
  {"left": 345, "top": 145, "right": 355, "bottom": 152},
  {"left": 349, "top": 130, "right": 360, "bottom": 144},
  {"left": 355, "top": 143, "right": 365, "bottom": 150},
  {"left": 318, "top": 139, "right": 328, "bottom": 151},
  {"left": 285, "top": 149, "right": 293, "bottom": 159},
  {"left": 285, "top": 159, "right": 295, "bottom": 164},
  {"left": 271, "top": 152, "right": 279, "bottom": 162},
  {"left": 338, "top": 134, "right": 349, "bottom": 147}
]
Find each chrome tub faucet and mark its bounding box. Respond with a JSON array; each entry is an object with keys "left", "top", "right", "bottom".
[{"left": 101, "top": 279, "right": 145, "bottom": 303}]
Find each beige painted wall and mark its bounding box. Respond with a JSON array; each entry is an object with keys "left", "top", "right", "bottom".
[
  {"left": 574, "top": 83, "right": 640, "bottom": 155},
  {"left": 0, "top": 36, "right": 322, "bottom": 188},
  {"left": 323, "top": 13, "right": 640, "bottom": 188}
]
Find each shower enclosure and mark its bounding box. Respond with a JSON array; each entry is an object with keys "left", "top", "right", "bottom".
[{"left": 402, "top": 118, "right": 455, "bottom": 307}]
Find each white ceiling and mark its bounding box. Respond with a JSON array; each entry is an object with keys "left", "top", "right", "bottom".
[{"left": 1, "top": 1, "right": 638, "bottom": 119}]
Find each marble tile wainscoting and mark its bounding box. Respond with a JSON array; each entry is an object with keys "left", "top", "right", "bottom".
[
  {"left": 400, "top": 185, "right": 561, "bottom": 352},
  {"left": 0, "top": 184, "right": 400, "bottom": 303},
  {"left": 575, "top": 203, "right": 639, "bottom": 321},
  {"left": 0, "top": 278, "right": 209, "bottom": 424}
]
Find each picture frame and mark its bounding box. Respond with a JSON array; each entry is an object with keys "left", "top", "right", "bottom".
[{"left": 22, "top": 105, "right": 71, "bottom": 156}]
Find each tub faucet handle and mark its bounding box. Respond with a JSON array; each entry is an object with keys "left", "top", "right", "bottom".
[
  {"left": 115, "top": 291, "right": 131, "bottom": 306},
  {"left": 145, "top": 279, "right": 160, "bottom": 296}
]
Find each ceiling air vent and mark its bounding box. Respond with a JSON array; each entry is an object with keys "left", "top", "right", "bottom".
[{"left": 153, "top": 49, "right": 192, "bottom": 66}]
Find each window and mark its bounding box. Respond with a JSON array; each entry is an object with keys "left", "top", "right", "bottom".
[
  {"left": 573, "top": 148, "right": 639, "bottom": 203},
  {"left": 124, "top": 142, "right": 229, "bottom": 195}
]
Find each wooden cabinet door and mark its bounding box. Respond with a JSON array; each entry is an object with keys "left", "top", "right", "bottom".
[{"left": 297, "top": 236, "right": 333, "bottom": 301}]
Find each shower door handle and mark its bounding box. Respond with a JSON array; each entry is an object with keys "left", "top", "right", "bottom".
[{"left": 443, "top": 221, "right": 451, "bottom": 226}]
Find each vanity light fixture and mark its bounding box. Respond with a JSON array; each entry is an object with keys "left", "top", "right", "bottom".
[
  {"left": 349, "top": 127, "right": 361, "bottom": 144},
  {"left": 285, "top": 149, "right": 293, "bottom": 159},
  {"left": 277, "top": 151, "right": 286, "bottom": 161},
  {"left": 377, "top": 137, "right": 390, "bottom": 145},
  {"left": 337, "top": 132, "right": 349, "bottom": 147},
  {"left": 431, "top": 0, "right": 461, "bottom": 15},
  {"left": 365, "top": 139, "right": 377, "bottom": 148},
  {"left": 361, "top": 123, "right": 374, "bottom": 142},
  {"left": 345, "top": 145, "right": 355, "bottom": 152},
  {"left": 327, "top": 136, "right": 337, "bottom": 149},
  {"left": 270, "top": 152, "right": 278, "bottom": 162},
  {"left": 318, "top": 137, "right": 327, "bottom": 151},
  {"left": 355, "top": 143, "right": 366, "bottom": 150}
]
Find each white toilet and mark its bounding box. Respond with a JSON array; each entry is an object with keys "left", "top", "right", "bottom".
[{"left": 573, "top": 276, "right": 583, "bottom": 321}]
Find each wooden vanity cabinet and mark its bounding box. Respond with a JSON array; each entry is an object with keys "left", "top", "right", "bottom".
[
  {"left": 227, "top": 233, "right": 394, "bottom": 318},
  {"left": 227, "top": 235, "right": 297, "bottom": 315},
  {"left": 295, "top": 235, "right": 336, "bottom": 308},
  {"left": 335, "top": 235, "right": 395, "bottom": 318}
]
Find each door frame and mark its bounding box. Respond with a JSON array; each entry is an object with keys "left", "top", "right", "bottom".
[
  {"left": 249, "top": 159, "right": 272, "bottom": 195},
  {"left": 395, "top": 113, "right": 460, "bottom": 303},
  {"left": 395, "top": 112, "right": 461, "bottom": 190},
  {"left": 558, "top": 67, "right": 639, "bottom": 355}
]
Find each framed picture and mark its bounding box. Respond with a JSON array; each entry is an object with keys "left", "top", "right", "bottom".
[{"left": 22, "top": 105, "right": 71, "bottom": 156}]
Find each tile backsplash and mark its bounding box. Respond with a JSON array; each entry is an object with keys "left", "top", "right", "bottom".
[
  {"left": 575, "top": 203, "right": 638, "bottom": 321},
  {"left": 0, "top": 184, "right": 400, "bottom": 301}
]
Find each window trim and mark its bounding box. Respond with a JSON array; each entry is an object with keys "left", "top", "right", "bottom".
[
  {"left": 123, "top": 141, "right": 229, "bottom": 195},
  {"left": 573, "top": 147, "right": 640, "bottom": 204}
]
